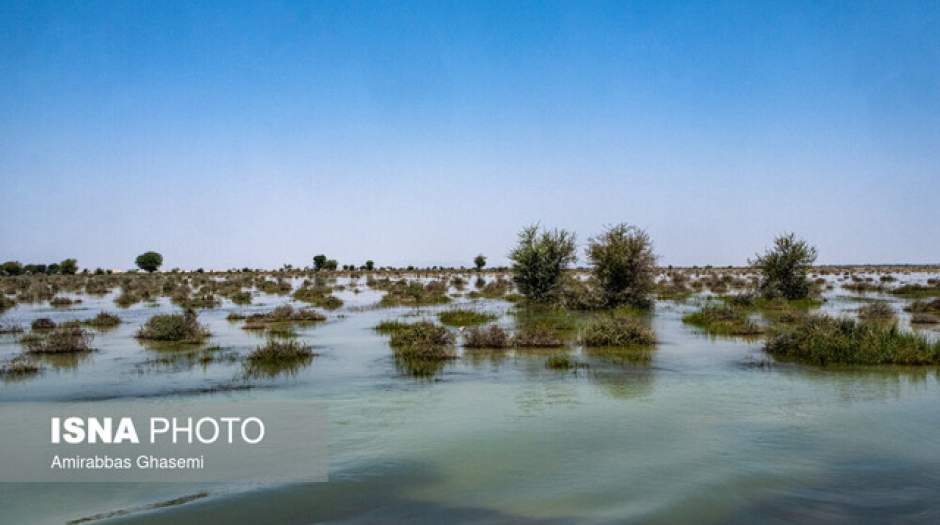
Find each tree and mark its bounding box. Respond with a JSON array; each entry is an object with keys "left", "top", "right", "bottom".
[
  {"left": 324, "top": 259, "right": 338, "bottom": 271},
  {"left": 312, "top": 254, "right": 327, "bottom": 271},
  {"left": 363, "top": 260, "right": 375, "bottom": 271},
  {"left": 474, "top": 254, "right": 487, "bottom": 272},
  {"left": 586, "top": 224, "right": 657, "bottom": 308},
  {"left": 509, "top": 225, "right": 577, "bottom": 302},
  {"left": 749, "top": 233, "right": 818, "bottom": 300},
  {"left": 135, "top": 251, "right": 164, "bottom": 273},
  {"left": 24, "top": 264, "right": 47, "bottom": 274},
  {"left": 59, "top": 258, "right": 78, "bottom": 275},
  {"left": 1, "top": 261, "right": 23, "bottom": 276}
]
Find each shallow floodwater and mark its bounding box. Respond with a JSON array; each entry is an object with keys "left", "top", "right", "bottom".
[{"left": 2, "top": 273, "right": 940, "bottom": 524}]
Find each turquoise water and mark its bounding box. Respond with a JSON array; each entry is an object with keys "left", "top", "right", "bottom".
[{"left": 1, "top": 274, "right": 939, "bottom": 524}]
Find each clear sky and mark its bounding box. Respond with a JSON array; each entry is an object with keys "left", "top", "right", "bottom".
[{"left": 1, "top": 1, "right": 938, "bottom": 270}]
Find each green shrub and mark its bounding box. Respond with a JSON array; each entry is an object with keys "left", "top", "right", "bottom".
[
  {"left": 31, "top": 318, "right": 56, "bottom": 330},
  {"left": 135, "top": 252, "right": 163, "bottom": 273},
  {"left": 765, "top": 315, "right": 940, "bottom": 365},
  {"left": 509, "top": 225, "right": 577, "bottom": 303},
  {"left": 586, "top": 223, "right": 657, "bottom": 308},
  {"left": 512, "top": 326, "right": 566, "bottom": 348},
  {"left": 750, "top": 233, "right": 817, "bottom": 300},
  {"left": 387, "top": 322, "right": 455, "bottom": 358},
  {"left": 581, "top": 316, "right": 656, "bottom": 346},
  {"left": 136, "top": 310, "right": 209, "bottom": 343},
  {"left": 0, "top": 357, "right": 41, "bottom": 378},
  {"left": 248, "top": 339, "right": 315, "bottom": 362}
]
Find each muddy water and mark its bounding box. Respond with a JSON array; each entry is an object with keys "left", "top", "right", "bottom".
[{"left": 1, "top": 274, "right": 939, "bottom": 524}]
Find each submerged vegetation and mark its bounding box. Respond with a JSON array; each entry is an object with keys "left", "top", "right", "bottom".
[
  {"left": 438, "top": 309, "right": 497, "bottom": 327},
  {"left": 581, "top": 316, "right": 656, "bottom": 347},
  {"left": 683, "top": 303, "right": 764, "bottom": 336}
]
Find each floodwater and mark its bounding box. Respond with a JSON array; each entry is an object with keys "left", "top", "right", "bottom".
[{"left": 2, "top": 272, "right": 940, "bottom": 524}]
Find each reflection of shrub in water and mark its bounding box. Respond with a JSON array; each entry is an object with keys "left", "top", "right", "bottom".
[{"left": 545, "top": 354, "right": 587, "bottom": 370}]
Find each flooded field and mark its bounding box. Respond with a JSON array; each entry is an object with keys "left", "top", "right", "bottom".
[{"left": 1, "top": 268, "right": 939, "bottom": 524}]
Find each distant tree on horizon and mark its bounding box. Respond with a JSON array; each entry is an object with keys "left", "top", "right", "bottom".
[
  {"left": 136, "top": 251, "right": 164, "bottom": 273},
  {"left": 474, "top": 254, "right": 487, "bottom": 272}
]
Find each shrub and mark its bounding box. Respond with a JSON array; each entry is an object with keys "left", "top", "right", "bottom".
[
  {"left": 378, "top": 280, "right": 450, "bottom": 307},
  {"left": 474, "top": 254, "right": 486, "bottom": 271},
  {"left": 512, "top": 326, "right": 566, "bottom": 348},
  {"left": 248, "top": 339, "right": 315, "bottom": 362},
  {"left": 764, "top": 315, "right": 940, "bottom": 365},
  {"left": 59, "top": 258, "right": 78, "bottom": 275},
  {"left": 890, "top": 284, "right": 940, "bottom": 298},
  {"left": 292, "top": 286, "right": 343, "bottom": 309},
  {"left": 50, "top": 296, "right": 76, "bottom": 307},
  {"left": 82, "top": 312, "right": 121, "bottom": 328},
  {"left": 438, "top": 309, "right": 497, "bottom": 327},
  {"left": 857, "top": 302, "right": 895, "bottom": 322},
  {"left": 243, "top": 305, "right": 325, "bottom": 330},
  {"left": 0, "top": 295, "right": 14, "bottom": 311},
  {"left": 374, "top": 320, "right": 411, "bottom": 334},
  {"left": 750, "top": 233, "right": 817, "bottom": 300},
  {"left": 136, "top": 310, "right": 209, "bottom": 343},
  {"left": 463, "top": 325, "right": 511, "bottom": 349},
  {"left": 910, "top": 313, "right": 939, "bottom": 325},
  {"left": 387, "top": 322, "right": 455, "bottom": 359},
  {"left": 683, "top": 304, "right": 764, "bottom": 336},
  {"left": 905, "top": 299, "right": 940, "bottom": 313},
  {"left": 586, "top": 224, "right": 657, "bottom": 308},
  {"left": 0, "top": 357, "right": 41, "bottom": 378},
  {"left": 509, "top": 225, "right": 577, "bottom": 303},
  {"left": 31, "top": 318, "right": 56, "bottom": 330},
  {"left": 581, "top": 316, "right": 656, "bottom": 346},
  {"left": 22, "top": 326, "right": 93, "bottom": 354}
]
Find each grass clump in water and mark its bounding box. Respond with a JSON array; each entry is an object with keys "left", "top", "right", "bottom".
[
  {"left": 385, "top": 321, "right": 456, "bottom": 378},
  {"left": 0, "top": 356, "right": 41, "bottom": 379},
  {"left": 374, "top": 320, "right": 411, "bottom": 334},
  {"left": 581, "top": 316, "right": 656, "bottom": 346},
  {"left": 463, "top": 325, "right": 511, "bottom": 349},
  {"left": 683, "top": 304, "right": 764, "bottom": 336},
  {"left": 857, "top": 302, "right": 896, "bottom": 322},
  {"left": 242, "top": 305, "right": 325, "bottom": 330},
  {"left": 378, "top": 280, "right": 450, "bottom": 307},
  {"left": 82, "top": 312, "right": 121, "bottom": 329},
  {"left": 22, "top": 325, "right": 94, "bottom": 354},
  {"left": 764, "top": 315, "right": 940, "bottom": 365},
  {"left": 889, "top": 284, "right": 940, "bottom": 298},
  {"left": 248, "top": 339, "right": 316, "bottom": 362},
  {"left": 438, "top": 309, "right": 497, "bottom": 327},
  {"left": 136, "top": 310, "right": 210, "bottom": 344}
]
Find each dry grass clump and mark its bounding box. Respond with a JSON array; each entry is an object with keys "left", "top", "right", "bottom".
[
  {"left": 374, "top": 320, "right": 411, "bottom": 334},
  {"left": 242, "top": 305, "right": 326, "bottom": 330},
  {"left": 910, "top": 313, "right": 940, "bottom": 325},
  {"left": 905, "top": 299, "right": 940, "bottom": 314},
  {"left": 889, "top": 283, "right": 940, "bottom": 298},
  {"left": 292, "top": 286, "right": 343, "bottom": 309},
  {"left": 378, "top": 280, "right": 450, "bottom": 307},
  {"left": 857, "top": 302, "right": 896, "bottom": 322},
  {"left": 765, "top": 315, "right": 940, "bottom": 365},
  {"left": 0, "top": 357, "right": 41, "bottom": 378},
  {"left": 581, "top": 316, "right": 656, "bottom": 346},
  {"left": 683, "top": 304, "right": 764, "bottom": 336},
  {"left": 136, "top": 310, "right": 210, "bottom": 344},
  {"left": 463, "top": 325, "right": 511, "bottom": 349},
  {"left": 512, "top": 326, "right": 566, "bottom": 348},
  {"left": 82, "top": 312, "right": 121, "bottom": 329},
  {"left": 22, "top": 325, "right": 94, "bottom": 354},
  {"left": 50, "top": 296, "right": 78, "bottom": 308}
]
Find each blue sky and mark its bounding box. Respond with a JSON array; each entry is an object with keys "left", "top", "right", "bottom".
[{"left": 1, "top": 1, "right": 938, "bottom": 269}]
